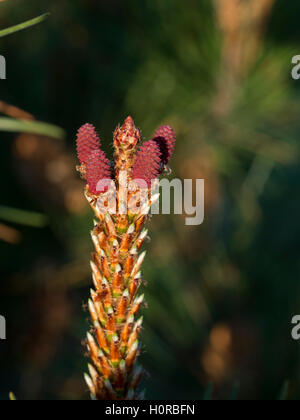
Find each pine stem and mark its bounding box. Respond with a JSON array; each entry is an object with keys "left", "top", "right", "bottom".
[{"left": 80, "top": 118, "right": 150, "bottom": 400}]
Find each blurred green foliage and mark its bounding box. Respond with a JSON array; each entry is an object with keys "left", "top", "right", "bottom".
[{"left": 0, "top": 0, "right": 300, "bottom": 400}]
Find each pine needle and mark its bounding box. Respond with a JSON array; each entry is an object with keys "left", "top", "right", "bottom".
[{"left": 0, "top": 13, "right": 50, "bottom": 39}]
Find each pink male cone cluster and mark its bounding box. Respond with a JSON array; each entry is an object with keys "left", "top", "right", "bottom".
[
  {"left": 76, "top": 117, "right": 175, "bottom": 400},
  {"left": 153, "top": 125, "right": 176, "bottom": 165},
  {"left": 86, "top": 150, "right": 111, "bottom": 194},
  {"left": 132, "top": 140, "right": 162, "bottom": 188}
]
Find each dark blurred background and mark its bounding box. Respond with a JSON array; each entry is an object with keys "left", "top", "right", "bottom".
[{"left": 0, "top": 0, "right": 300, "bottom": 400}]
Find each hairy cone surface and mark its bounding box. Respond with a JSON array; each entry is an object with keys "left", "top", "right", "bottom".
[
  {"left": 152, "top": 125, "right": 176, "bottom": 165},
  {"left": 86, "top": 149, "right": 111, "bottom": 194},
  {"left": 132, "top": 140, "right": 162, "bottom": 188},
  {"left": 76, "top": 123, "right": 101, "bottom": 164}
]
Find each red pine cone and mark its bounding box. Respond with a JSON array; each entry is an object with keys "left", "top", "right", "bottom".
[
  {"left": 132, "top": 140, "right": 161, "bottom": 188},
  {"left": 76, "top": 123, "right": 101, "bottom": 164},
  {"left": 86, "top": 149, "right": 111, "bottom": 194},
  {"left": 152, "top": 125, "right": 176, "bottom": 165}
]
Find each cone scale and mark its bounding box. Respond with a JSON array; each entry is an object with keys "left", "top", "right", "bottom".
[{"left": 76, "top": 117, "right": 175, "bottom": 400}]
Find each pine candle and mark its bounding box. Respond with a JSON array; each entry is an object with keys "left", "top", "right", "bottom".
[{"left": 76, "top": 117, "right": 175, "bottom": 400}]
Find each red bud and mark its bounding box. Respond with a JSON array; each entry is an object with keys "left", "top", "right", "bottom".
[
  {"left": 132, "top": 140, "right": 161, "bottom": 188},
  {"left": 76, "top": 123, "right": 101, "bottom": 164},
  {"left": 152, "top": 125, "right": 176, "bottom": 165}
]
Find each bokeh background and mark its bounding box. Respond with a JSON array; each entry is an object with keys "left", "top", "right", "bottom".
[{"left": 0, "top": 0, "right": 300, "bottom": 400}]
